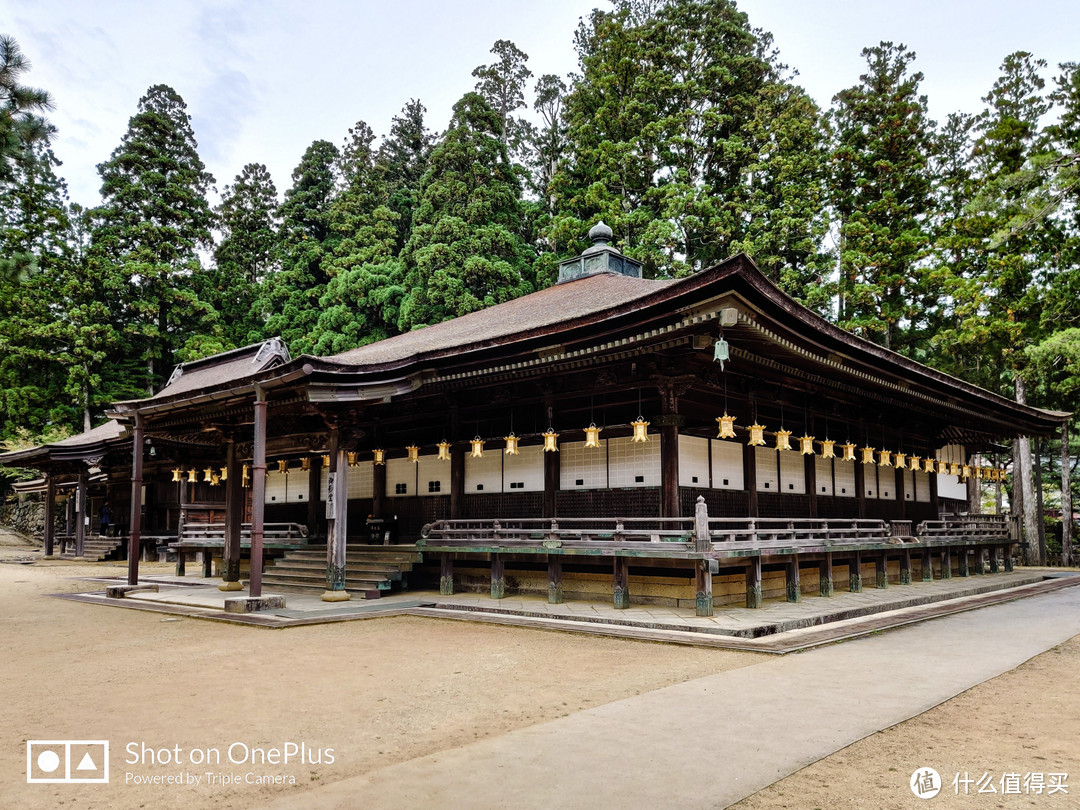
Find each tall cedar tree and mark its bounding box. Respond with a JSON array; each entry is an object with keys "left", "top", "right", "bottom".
[
  {"left": 89, "top": 84, "right": 217, "bottom": 395},
  {"left": 204, "top": 163, "right": 280, "bottom": 347},
  {"left": 550, "top": 0, "right": 829, "bottom": 294},
  {"left": 0, "top": 145, "right": 80, "bottom": 439},
  {"left": 257, "top": 139, "right": 340, "bottom": 355},
  {"left": 472, "top": 39, "right": 533, "bottom": 159},
  {"left": 377, "top": 99, "right": 435, "bottom": 253},
  {"left": 398, "top": 92, "right": 533, "bottom": 329},
  {"left": 312, "top": 120, "right": 404, "bottom": 354},
  {"left": 830, "top": 43, "right": 937, "bottom": 352},
  {"left": 0, "top": 35, "right": 54, "bottom": 190}
]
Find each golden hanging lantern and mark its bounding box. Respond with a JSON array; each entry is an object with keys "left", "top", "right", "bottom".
[
  {"left": 277, "top": 459, "right": 288, "bottom": 474},
  {"left": 716, "top": 413, "right": 737, "bottom": 439},
  {"left": 242, "top": 465, "right": 250, "bottom": 488},
  {"left": 346, "top": 451, "right": 358, "bottom": 467},
  {"left": 584, "top": 424, "right": 602, "bottom": 448},
  {"left": 542, "top": 429, "right": 559, "bottom": 453},
  {"left": 949, "top": 462, "right": 959, "bottom": 476},
  {"left": 407, "top": 445, "right": 421, "bottom": 463},
  {"left": 821, "top": 439, "right": 836, "bottom": 459},
  {"left": 974, "top": 466, "right": 983, "bottom": 480},
  {"left": 171, "top": 468, "right": 182, "bottom": 483},
  {"left": 437, "top": 441, "right": 452, "bottom": 461},
  {"left": 322, "top": 454, "right": 330, "bottom": 467},
  {"left": 748, "top": 424, "right": 767, "bottom": 447},
  {"left": 937, "top": 461, "right": 948, "bottom": 474},
  {"left": 470, "top": 437, "right": 484, "bottom": 458},
  {"left": 300, "top": 457, "right": 311, "bottom": 472},
  {"left": 878, "top": 449, "right": 892, "bottom": 467},
  {"left": 203, "top": 467, "right": 214, "bottom": 483},
  {"left": 961, "top": 464, "right": 971, "bottom": 479},
  {"left": 798, "top": 435, "right": 815, "bottom": 455},
  {"left": 775, "top": 428, "right": 792, "bottom": 451},
  {"left": 860, "top": 446, "right": 875, "bottom": 465},
  {"left": 187, "top": 468, "right": 197, "bottom": 484},
  {"left": 630, "top": 418, "right": 649, "bottom": 443},
  {"left": 894, "top": 453, "right": 906, "bottom": 469},
  {"left": 210, "top": 473, "right": 221, "bottom": 487},
  {"left": 503, "top": 434, "right": 520, "bottom": 455},
  {"left": 220, "top": 466, "right": 228, "bottom": 481},
  {"left": 909, "top": 455, "right": 921, "bottom": 471},
  {"left": 841, "top": 443, "right": 856, "bottom": 462},
  {"left": 373, "top": 448, "right": 386, "bottom": 465}
]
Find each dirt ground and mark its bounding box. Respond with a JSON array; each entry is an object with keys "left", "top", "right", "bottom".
[{"left": 1, "top": 528, "right": 1076, "bottom": 810}]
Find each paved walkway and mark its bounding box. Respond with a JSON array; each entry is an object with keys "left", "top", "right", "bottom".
[{"left": 262, "top": 585, "right": 1080, "bottom": 810}]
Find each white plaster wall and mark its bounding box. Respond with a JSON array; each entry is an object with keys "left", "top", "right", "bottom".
[
  {"left": 833, "top": 458, "right": 856, "bottom": 498},
  {"left": 678, "top": 435, "right": 710, "bottom": 487},
  {"left": 712, "top": 439, "right": 744, "bottom": 490},
  {"left": 319, "top": 462, "right": 374, "bottom": 500},
  {"left": 864, "top": 463, "right": 879, "bottom": 498},
  {"left": 915, "top": 470, "right": 931, "bottom": 502},
  {"left": 386, "top": 457, "right": 417, "bottom": 498},
  {"left": 937, "top": 473, "right": 967, "bottom": 500},
  {"left": 465, "top": 448, "right": 503, "bottom": 493},
  {"left": 778, "top": 450, "right": 806, "bottom": 495},
  {"left": 815, "top": 456, "right": 834, "bottom": 496},
  {"left": 755, "top": 446, "right": 779, "bottom": 493},
  {"left": 503, "top": 444, "right": 544, "bottom": 492},
  {"left": 560, "top": 439, "right": 608, "bottom": 490},
  {"left": 418, "top": 454, "right": 451, "bottom": 495},
  {"left": 877, "top": 465, "right": 896, "bottom": 500}
]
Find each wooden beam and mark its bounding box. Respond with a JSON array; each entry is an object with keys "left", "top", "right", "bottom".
[
  {"left": 1004, "top": 544, "right": 1014, "bottom": 572},
  {"left": 854, "top": 461, "right": 867, "bottom": 519},
  {"left": 490, "top": 553, "right": 505, "bottom": 599},
  {"left": 221, "top": 440, "right": 243, "bottom": 590},
  {"left": 449, "top": 443, "right": 465, "bottom": 520},
  {"left": 744, "top": 444, "right": 758, "bottom": 518},
  {"left": 819, "top": 552, "right": 834, "bottom": 597},
  {"left": 956, "top": 547, "right": 969, "bottom": 577},
  {"left": 940, "top": 547, "right": 952, "bottom": 579},
  {"left": 613, "top": 557, "right": 630, "bottom": 609},
  {"left": 922, "top": 548, "right": 934, "bottom": 581},
  {"left": 660, "top": 423, "right": 679, "bottom": 518},
  {"left": 875, "top": 552, "right": 888, "bottom": 589},
  {"left": 806, "top": 453, "right": 818, "bottom": 518},
  {"left": 543, "top": 442, "right": 559, "bottom": 519},
  {"left": 849, "top": 550, "right": 863, "bottom": 592},
  {"left": 43, "top": 477, "right": 55, "bottom": 557},
  {"left": 126, "top": 414, "right": 143, "bottom": 585},
  {"left": 989, "top": 545, "right": 1000, "bottom": 573},
  {"left": 900, "top": 549, "right": 912, "bottom": 584},
  {"left": 746, "top": 557, "right": 762, "bottom": 608},
  {"left": 548, "top": 557, "right": 563, "bottom": 604},
  {"left": 786, "top": 556, "right": 801, "bottom": 602},
  {"left": 696, "top": 560, "right": 714, "bottom": 616},
  {"left": 75, "top": 470, "right": 88, "bottom": 558}
]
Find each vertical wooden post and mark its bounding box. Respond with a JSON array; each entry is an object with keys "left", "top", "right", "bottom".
[
  {"left": 695, "top": 561, "right": 714, "bottom": 616},
  {"left": 439, "top": 553, "right": 454, "bottom": 595},
  {"left": 854, "top": 462, "right": 867, "bottom": 519},
  {"left": 922, "top": 548, "right": 934, "bottom": 581},
  {"left": 220, "top": 440, "right": 243, "bottom": 591},
  {"left": 613, "top": 557, "right": 630, "bottom": 608},
  {"left": 957, "top": 547, "right": 969, "bottom": 577},
  {"left": 1035, "top": 438, "right": 1047, "bottom": 565},
  {"left": 1061, "top": 421, "right": 1073, "bottom": 567},
  {"left": 306, "top": 454, "right": 320, "bottom": 538},
  {"left": 786, "top": 556, "right": 801, "bottom": 602},
  {"left": 806, "top": 454, "right": 818, "bottom": 518},
  {"left": 744, "top": 445, "right": 758, "bottom": 518},
  {"left": 372, "top": 457, "right": 386, "bottom": 520},
  {"left": 929, "top": 465, "right": 940, "bottom": 515},
  {"left": 323, "top": 428, "right": 350, "bottom": 602},
  {"left": 126, "top": 414, "right": 143, "bottom": 584},
  {"left": 896, "top": 466, "right": 907, "bottom": 519},
  {"left": 543, "top": 441, "right": 559, "bottom": 519},
  {"left": 746, "top": 556, "right": 762, "bottom": 608},
  {"left": 63, "top": 494, "right": 72, "bottom": 553},
  {"left": 490, "top": 553, "right": 505, "bottom": 599},
  {"left": 75, "top": 470, "right": 88, "bottom": 558},
  {"left": 449, "top": 444, "right": 465, "bottom": 520},
  {"left": 972, "top": 547, "right": 984, "bottom": 575},
  {"left": 875, "top": 552, "right": 888, "bottom": 588},
  {"left": 249, "top": 388, "right": 267, "bottom": 597},
  {"left": 819, "top": 552, "right": 834, "bottom": 596},
  {"left": 940, "top": 547, "right": 952, "bottom": 579},
  {"left": 548, "top": 557, "right": 563, "bottom": 604},
  {"left": 1003, "top": 543, "right": 1014, "bottom": 571},
  {"left": 849, "top": 550, "right": 863, "bottom": 592},
  {"left": 900, "top": 549, "right": 912, "bottom": 584},
  {"left": 660, "top": 421, "right": 680, "bottom": 518},
  {"left": 43, "top": 476, "right": 56, "bottom": 557}
]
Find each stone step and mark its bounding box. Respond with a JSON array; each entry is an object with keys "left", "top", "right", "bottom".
[
  {"left": 260, "top": 572, "right": 391, "bottom": 590},
  {"left": 268, "top": 562, "right": 403, "bottom": 580}
]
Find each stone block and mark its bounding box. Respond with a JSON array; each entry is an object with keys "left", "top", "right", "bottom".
[
  {"left": 105, "top": 584, "right": 159, "bottom": 598},
  {"left": 224, "top": 595, "right": 286, "bottom": 613}
]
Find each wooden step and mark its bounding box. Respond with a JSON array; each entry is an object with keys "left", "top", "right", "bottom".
[{"left": 268, "top": 563, "right": 403, "bottom": 580}]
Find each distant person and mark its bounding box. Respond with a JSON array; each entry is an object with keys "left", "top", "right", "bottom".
[{"left": 100, "top": 501, "right": 112, "bottom": 537}]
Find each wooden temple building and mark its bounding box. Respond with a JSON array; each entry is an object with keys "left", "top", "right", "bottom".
[{"left": 1, "top": 224, "right": 1068, "bottom": 614}]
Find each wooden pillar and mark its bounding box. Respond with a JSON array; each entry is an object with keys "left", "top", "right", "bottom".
[
  {"left": 746, "top": 557, "right": 762, "bottom": 608},
  {"left": 490, "top": 553, "right": 505, "bottom": 599},
  {"left": 613, "top": 557, "right": 630, "bottom": 609},
  {"left": 440, "top": 553, "right": 454, "bottom": 595},
  {"left": 940, "top": 547, "right": 952, "bottom": 579},
  {"left": 989, "top": 546, "right": 1001, "bottom": 573},
  {"left": 875, "top": 552, "right": 888, "bottom": 588},
  {"left": 695, "top": 560, "right": 714, "bottom": 616},
  {"left": 1003, "top": 544, "right": 1014, "bottom": 572},
  {"left": 929, "top": 466, "right": 940, "bottom": 516},
  {"left": 1062, "top": 421, "right": 1073, "bottom": 567},
  {"left": 449, "top": 444, "right": 465, "bottom": 520},
  {"left": 63, "top": 494, "right": 73, "bottom": 553},
  {"left": 126, "top": 414, "right": 143, "bottom": 585},
  {"left": 323, "top": 428, "right": 350, "bottom": 602},
  {"left": 900, "top": 549, "right": 912, "bottom": 584},
  {"left": 548, "top": 557, "right": 563, "bottom": 604},
  {"left": 543, "top": 443, "right": 559, "bottom": 519},
  {"left": 75, "top": 470, "right": 88, "bottom": 558},
  {"left": 372, "top": 457, "right": 386, "bottom": 520},
  {"left": 175, "top": 474, "right": 188, "bottom": 576},
  {"left": 744, "top": 445, "right": 758, "bottom": 518},
  {"left": 849, "top": 550, "right": 863, "bottom": 592},
  {"left": 785, "top": 556, "right": 801, "bottom": 602},
  {"left": 660, "top": 421, "right": 680, "bottom": 518},
  {"left": 819, "top": 552, "right": 834, "bottom": 596},
  {"left": 249, "top": 388, "right": 267, "bottom": 597},
  {"left": 854, "top": 462, "right": 867, "bottom": 519},
  {"left": 895, "top": 466, "right": 907, "bottom": 519},
  {"left": 957, "top": 546, "right": 969, "bottom": 577},
  {"left": 202, "top": 549, "right": 213, "bottom": 578},
  {"left": 972, "top": 547, "right": 984, "bottom": 575},
  {"left": 306, "top": 454, "right": 320, "bottom": 538},
  {"left": 922, "top": 548, "right": 933, "bottom": 581},
  {"left": 220, "top": 440, "right": 243, "bottom": 591},
  {"left": 806, "top": 454, "right": 818, "bottom": 518},
  {"left": 43, "top": 476, "right": 56, "bottom": 557}
]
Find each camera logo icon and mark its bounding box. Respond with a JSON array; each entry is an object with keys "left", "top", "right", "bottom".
[{"left": 27, "top": 740, "right": 109, "bottom": 783}]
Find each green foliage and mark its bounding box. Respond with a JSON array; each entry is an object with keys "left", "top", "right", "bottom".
[
  {"left": 398, "top": 93, "right": 533, "bottom": 329},
  {"left": 0, "top": 34, "right": 54, "bottom": 191},
  {"left": 88, "top": 84, "right": 217, "bottom": 395},
  {"left": 376, "top": 99, "right": 435, "bottom": 253}
]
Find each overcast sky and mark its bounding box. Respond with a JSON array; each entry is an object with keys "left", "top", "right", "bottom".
[{"left": 3, "top": 0, "right": 1078, "bottom": 208}]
